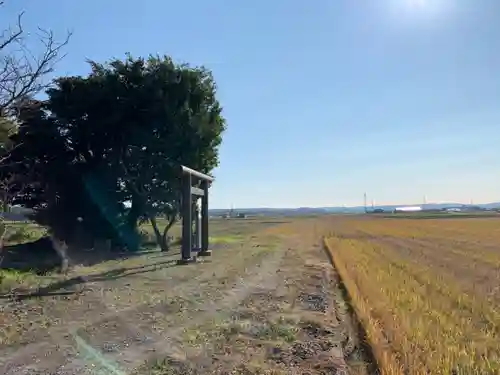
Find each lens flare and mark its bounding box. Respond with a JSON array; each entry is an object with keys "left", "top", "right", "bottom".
[{"left": 409, "top": 0, "right": 427, "bottom": 8}]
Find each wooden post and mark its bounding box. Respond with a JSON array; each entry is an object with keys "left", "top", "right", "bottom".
[
  {"left": 180, "top": 173, "right": 193, "bottom": 263},
  {"left": 199, "top": 179, "right": 211, "bottom": 256},
  {"left": 193, "top": 199, "right": 201, "bottom": 252}
]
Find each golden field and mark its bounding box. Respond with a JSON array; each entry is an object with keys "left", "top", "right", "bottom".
[{"left": 325, "top": 216, "right": 500, "bottom": 375}]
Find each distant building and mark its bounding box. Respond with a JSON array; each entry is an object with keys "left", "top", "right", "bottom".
[{"left": 393, "top": 206, "right": 422, "bottom": 213}]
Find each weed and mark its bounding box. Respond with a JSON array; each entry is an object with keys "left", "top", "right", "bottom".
[
  {"left": 147, "top": 357, "right": 195, "bottom": 375},
  {"left": 253, "top": 321, "right": 298, "bottom": 343}
]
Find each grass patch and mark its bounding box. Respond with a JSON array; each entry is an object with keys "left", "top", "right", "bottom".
[
  {"left": 0, "top": 268, "right": 41, "bottom": 293},
  {"left": 208, "top": 235, "right": 244, "bottom": 244},
  {"left": 145, "top": 357, "right": 288, "bottom": 375},
  {"left": 252, "top": 321, "right": 298, "bottom": 343},
  {"left": 221, "top": 318, "right": 298, "bottom": 343},
  {"left": 182, "top": 317, "right": 298, "bottom": 349},
  {"left": 3, "top": 222, "right": 46, "bottom": 245},
  {"left": 144, "top": 357, "right": 195, "bottom": 375}
]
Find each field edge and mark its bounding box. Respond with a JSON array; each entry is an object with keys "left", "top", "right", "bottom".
[{"left": 323, "top": 236, "right": 398, "bottom": 375}]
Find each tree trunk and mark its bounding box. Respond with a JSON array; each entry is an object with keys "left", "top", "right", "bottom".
[
  {"left": 160, "top": 216, "right": 177, "bottom": 252},
  {"left": 126, "top": 194, "right": 143, "bottom": 232},
  {"left": 94, "top": 238, "right": 111, "bottom": 253},
  {"left": 0, "top": 220, "right": 6, "bottom": 267},
  {"left": 124, "top": 194, "right": 143, "bottom": 252},
  {"left": 149, "top": 216, "right": 167, "bottom": 251},
  {"left": 49, "top": 233, "right": 70, "bottom": 274}
]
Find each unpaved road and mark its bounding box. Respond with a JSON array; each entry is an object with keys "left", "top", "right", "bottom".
[{"left": 0, "top": 217, "right": 372, "bottom": 374}]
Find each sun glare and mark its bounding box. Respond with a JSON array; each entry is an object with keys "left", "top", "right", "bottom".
[
  {"left": 409, "top": 0, "right": 427, "bottom": 9},
  {"left": 385, "top": 0, "right": 453, "bottom": 24}
]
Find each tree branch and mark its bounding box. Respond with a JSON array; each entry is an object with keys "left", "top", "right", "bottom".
[
  {"left": 0, "top": 11, "right": 23, "bottom": 51},
  {"left": 0, "top": 2, "right": 71, "bottom": 115}
]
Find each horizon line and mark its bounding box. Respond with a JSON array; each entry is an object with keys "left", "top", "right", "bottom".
[{"left": 210, "top": 200, "right": 500, "bottom": 210}]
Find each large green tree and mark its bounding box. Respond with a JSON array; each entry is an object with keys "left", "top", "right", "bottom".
[{"left": 3, "top": 54, "right": 226, "bottom": 260}]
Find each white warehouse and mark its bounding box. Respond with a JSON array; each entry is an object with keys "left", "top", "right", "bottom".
[{"left": 393, "top": 206, "right": 422, "bottom": 213}]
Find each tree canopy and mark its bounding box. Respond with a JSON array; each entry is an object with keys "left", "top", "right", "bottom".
[{"left": 1, "top": 54, "right": 226, "bottom": 253}]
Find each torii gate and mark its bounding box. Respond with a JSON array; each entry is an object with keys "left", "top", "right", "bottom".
[{"left": 178, "top": 165, "right": 213, "bottom": 264}]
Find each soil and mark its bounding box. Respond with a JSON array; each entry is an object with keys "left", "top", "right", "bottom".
[{"left": 0, "top": 217, "right": 373, "bottom": 374}]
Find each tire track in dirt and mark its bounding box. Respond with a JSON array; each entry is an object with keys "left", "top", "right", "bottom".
[
  {"left": 2, "top": 219, "right": 367, "bottom": 374},
  {"left": 1, "top": 245, "right": 286, "bottom": 375},
  {"left": 0, "top": 246, "right": 255, "bottom": 363},
  {"left": 160, "top": 232, "right": 355, "bottom": 374}
]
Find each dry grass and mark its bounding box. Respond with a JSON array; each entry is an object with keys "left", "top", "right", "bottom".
[
  {"left": 325, "top": 216, "right": 500, "bottom": 374},
  {"left": 2, "top": 216, "right": 359, "bottom": 374}
]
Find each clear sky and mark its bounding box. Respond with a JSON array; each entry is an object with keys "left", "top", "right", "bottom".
[{"left": 2, "top": 0, "right": 499, "bottom": 208}]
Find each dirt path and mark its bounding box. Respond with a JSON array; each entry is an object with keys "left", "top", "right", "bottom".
[{"left": 0, "top": 218, "right": 371, "bottom": 374}]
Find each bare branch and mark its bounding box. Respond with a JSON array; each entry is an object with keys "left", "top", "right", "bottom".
[
  {"left": 0, "top": 12, "right": 23, "bottom": 51},
  {"left": 0, "top": 2, "right": 71, "bottom": 115}
]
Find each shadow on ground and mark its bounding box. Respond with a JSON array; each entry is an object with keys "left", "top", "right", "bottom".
[
  {"left": 0, "top": 255, "right": 187, "bottom": 301},
  {"left": 0, "top": 236, "right": 176, "bottom": 274}
]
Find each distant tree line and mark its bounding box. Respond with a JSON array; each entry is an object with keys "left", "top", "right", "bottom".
[{"left": 0, "top": 3, "right": 226, "bottom": 271}]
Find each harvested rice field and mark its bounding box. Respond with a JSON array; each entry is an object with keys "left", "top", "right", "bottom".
[{"left": 325, "top": 216, "right": 500, "bottom": 375}]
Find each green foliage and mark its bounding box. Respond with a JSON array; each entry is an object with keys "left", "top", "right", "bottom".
[
  {"left": 0, "top": 54, "right": 226, "bottom": 249},
  {"left": 0, "top": 269, "right": 39, "bottom": 293},
  {"left": 0, "top": 116, "right": 17, "bottom": 148},
  {"left": 5, "top": 226, "right": 31, "bottom": 244}
]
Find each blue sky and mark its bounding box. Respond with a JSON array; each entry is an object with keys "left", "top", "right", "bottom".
[{"left": 2, "top": 0, "right": 499, "bottom": 208}]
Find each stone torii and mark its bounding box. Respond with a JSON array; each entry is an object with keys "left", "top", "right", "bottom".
[{"left": 179, "top": 165, "right": 213, "bottom": 264}]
